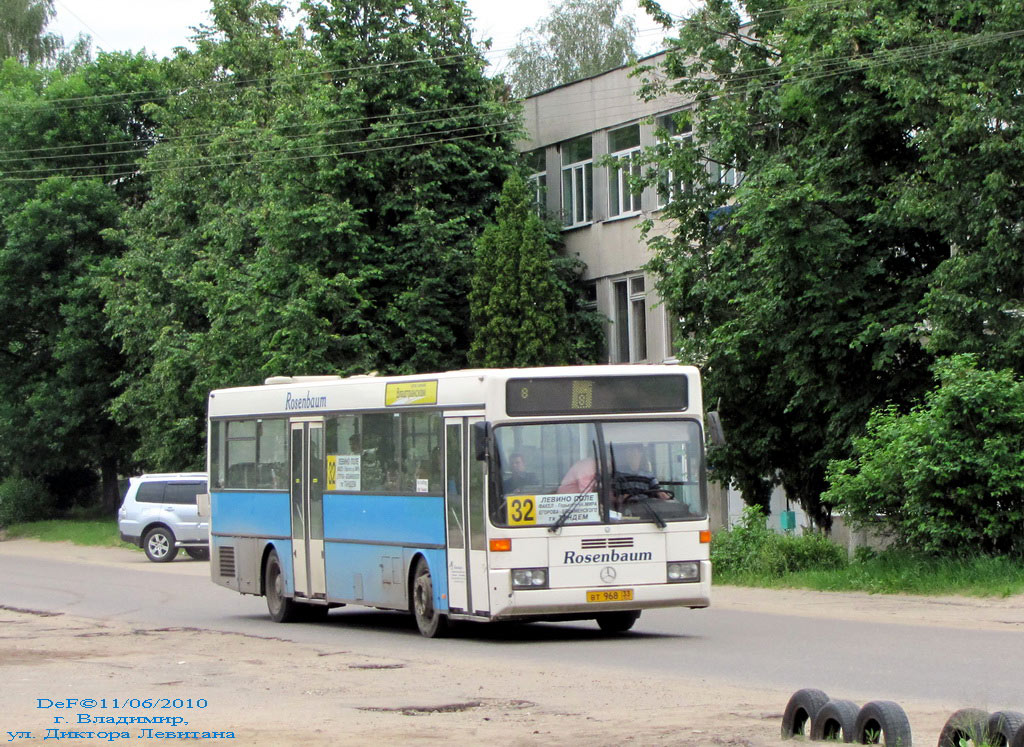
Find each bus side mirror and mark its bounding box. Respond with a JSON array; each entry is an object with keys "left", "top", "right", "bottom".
[
  {"left": 706, "top": 411, "right": 725, "bottom": 446},
  {"left": 197, "top": 493, "right": 211, "bottom": 519},
  {"left": 472, "top": 421, "right": 490, "bottom": 461}
]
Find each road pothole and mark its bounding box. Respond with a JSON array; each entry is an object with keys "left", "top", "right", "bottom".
[
  {"left": 359, "top": 701, "right": 483, "bottom": 716},
  {"left": 358, "top": 699, "right": 536, "bottom": 717},
  {"left": 348, "top": 663, "right": 405, "bottom": 670}
]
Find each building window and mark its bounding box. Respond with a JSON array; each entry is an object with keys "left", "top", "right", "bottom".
[
  {"left": 657, "top": 113, "right": 692, "bottom": 208},
  {"left": 612, "top": 275, "right": 648, "bottom": 363},
  {"left": 709, "top": 159, "right": 741, "bottom": 187},
  {"left": 664, "top": 308, "right": 681, "bottom": 362},
  {"left": 608, "top": 124, "right": 642, "bottom": 218},
  {"left": 525, "top": 149, "right": 547, "bottom": 217},
  {"left": 561, "top": 136, "right": 593, "bottom": 228}
]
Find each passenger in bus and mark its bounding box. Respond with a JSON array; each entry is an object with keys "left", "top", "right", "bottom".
[
  {"left": 612, "top": 443, "right": 671, "bottom": 507},
  {"left": 503, "top": 452, "right": 538, "bottom": 494},
  {"left": 558, "top": 458, "right": 597, "bottom": 494}
]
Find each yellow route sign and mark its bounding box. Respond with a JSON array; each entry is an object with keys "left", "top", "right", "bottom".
[{"left": 385, "top": 380, "right": 438, "bottom": 406}]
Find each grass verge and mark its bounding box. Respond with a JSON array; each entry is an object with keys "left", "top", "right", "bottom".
[
  {"left": 718, "top": 551, "right": 1024, "bottom": 597},
  {"left": 3, "top": 519, "right": 136, "bottom": 549},
  {"left": 714, "top": 507, "right": 1024, "bottom": 597}
]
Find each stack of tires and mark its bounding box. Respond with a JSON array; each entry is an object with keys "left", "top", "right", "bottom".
[
  {"left": 781, "top": 689, "right": 1024, "bottom": 746},
  {"left": 781, "top": 689, "right": 911, "bottom": 744},
  {"left": 936, "top": 709, "right": 1024, "bottom": 747}
]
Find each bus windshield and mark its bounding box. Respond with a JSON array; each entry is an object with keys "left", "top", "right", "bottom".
[{"left": 491, "top": 420, "right": 705, "bottom": 528}]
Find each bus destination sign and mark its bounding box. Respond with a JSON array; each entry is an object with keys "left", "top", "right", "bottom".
[{"left": 506, "top": 375, "right": 688, "bottom": 416}]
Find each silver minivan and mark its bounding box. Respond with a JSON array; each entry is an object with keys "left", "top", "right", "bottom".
[{"left": 117, "top": 473, "right": 209, "bottom": 562}]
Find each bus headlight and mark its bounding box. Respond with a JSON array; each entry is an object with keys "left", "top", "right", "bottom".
[
  {"left": 511, "top": 568, "right": 549, "bottom": 589},
  {"left": 667, "top": 561, "right": 700, "bottom": 583}
]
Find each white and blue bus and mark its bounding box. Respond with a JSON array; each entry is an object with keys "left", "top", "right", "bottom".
[{"left": 206, "top": 365, "right": 711, "bottom": 637}]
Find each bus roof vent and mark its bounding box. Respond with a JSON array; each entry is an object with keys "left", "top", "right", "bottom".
[{"left": 263, "top": 375, "right": 343, "bottom": 385}]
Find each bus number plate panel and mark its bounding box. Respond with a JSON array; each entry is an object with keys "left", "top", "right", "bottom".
[{"left": 586, "top": 589, "right": 634, "bottom": 603}]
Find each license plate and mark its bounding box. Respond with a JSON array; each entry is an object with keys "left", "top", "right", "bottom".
[{"left": 586, "top": 588, "right": 634, "bottom": 603}]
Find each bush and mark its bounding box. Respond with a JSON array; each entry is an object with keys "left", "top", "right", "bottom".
[
  {"left": 824, "top": 355, "right": 1024, "bottom": 557},
  {"left": 712, "top": 506, "right": 847, "bottom": 579},
  {"left": 0, "top": 476, "right": 56, "bottom": 527},
  {"left": 777, "top": 531, "right": 847, "bottom": 572}
]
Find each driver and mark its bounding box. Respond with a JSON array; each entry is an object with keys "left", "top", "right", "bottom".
[{"left": 612, "top": 443, "right": 671, "bottom": 508}]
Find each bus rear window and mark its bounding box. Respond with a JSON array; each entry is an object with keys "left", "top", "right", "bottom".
[{"left": 506, "top": 375, "right": 688, "bottom": 416}]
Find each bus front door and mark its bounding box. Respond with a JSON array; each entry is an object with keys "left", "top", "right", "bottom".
[
  {"left": 444, "top": 416, "right": 490, "bottom": 617},
  {"left": 289, "top": 419, "right": 326, "bottom": 599}
]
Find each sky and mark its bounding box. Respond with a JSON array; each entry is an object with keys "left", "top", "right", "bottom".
[{"left": 47, "top": 0, "right": 699, "bottom": 73}]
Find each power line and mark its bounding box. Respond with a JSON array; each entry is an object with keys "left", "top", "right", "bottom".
[
  {"left": 0, "top": 126, "right": 518, "bottom": 184},
  {"left": 4, "top": 14, "right": 1020, "bottom": 179},
  {"left": 1, "top": 118, "right": 516, "bottom": 180},
  {"left": 0, "top": 102, "right": 508, "bottom": 161},
  {"left": 4, "top": 0, "right": 874, "bottom": 114},
  {"left": 2, "top": 49, "right": 492, "bottom": 113}
]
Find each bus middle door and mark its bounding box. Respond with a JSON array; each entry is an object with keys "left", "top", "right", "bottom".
[
  {"left": 289, "top": 418, "right": 326, "bottom": 599},
  {"left": 444, "top": 415, "right": 490, "bottom": 618}
]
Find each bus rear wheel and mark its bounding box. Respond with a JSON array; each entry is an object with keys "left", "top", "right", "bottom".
[
  {"left": 264, "top": 549, "right": 300, "bottom": 623},
  {"left": 596, "top": 610, "right": 641, "bottom": 633},
  {"left": 411, "top": 558, "right": 448, "bottom": 638}
]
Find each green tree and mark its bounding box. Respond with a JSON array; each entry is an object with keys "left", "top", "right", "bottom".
[
  {"left": 506, "top": 0, "right": 637, "bottom": 97},
  {"left": 633, "top": 0, "right": 1024, "bottom": 525},
  {"left": 825, "top": 356, "right": 1024, "bottom": 557},
  {"left": 0, "top": 53, "right": 168, "bottom": 509},
  {"left": 105, "top": 0, "right": 520, "bottom": 469},
  {"left": 0, "top": 0, "right": 61, "bottom": 65},
  {"left": 469, "top": 172, "right": 601, "bottom": 367}
]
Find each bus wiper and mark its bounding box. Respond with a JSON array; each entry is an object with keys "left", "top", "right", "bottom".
[
  {"left": 549, "top": 440, "right": 599, "bottom": 534},
  {"left": 634, "top": 493, "right": 667, "bottom": 529}
]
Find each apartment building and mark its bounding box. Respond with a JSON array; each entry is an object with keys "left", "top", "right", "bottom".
[
  {"left": 519, "top": 52, "right": 691, "bottom": 365},
  {"left": 520, "top": 57, "right": 804, "bottom": 532}
]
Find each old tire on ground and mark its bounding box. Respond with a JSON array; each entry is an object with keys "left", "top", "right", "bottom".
[
  {"left": 854, "top": 700, "right": 912, "bottom": 745},
  {"left": 987, "top": 711, "right": 1024, "bottom": 747},
  {"left": 143, "top": 526, "right": 178, "bottom": 563},
  {"left": 411, "top": 558, "right": 448, "bottom": 638},
  {"left": 185, "top": 547, "right": 209, "bottom": 561},
  {"left": 264, "top": 549, "right": 300, "bottom": 623},
  {"left": 781, "top": 688, "right": 829, "bottom": 739},
  {"left": 937, "top": 708, "right": 990, "bottom": 747},
  {"left": 1012, "top": 717, "right": 1024, "bottom": 747},
  {"left": 596, "top": 610, "right": 641, "bottom": 633},
  {"left": 810, "top": 699, "right": 859, "bottom": 743}
]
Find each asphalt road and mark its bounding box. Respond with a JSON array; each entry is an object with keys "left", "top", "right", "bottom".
[{"left": 2, "top": 540, "right": 1021, "bottom": 711}]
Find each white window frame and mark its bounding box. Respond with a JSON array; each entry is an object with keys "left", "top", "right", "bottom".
[
  {"left": 529, "top": 170, "right": 547, "bottom": 217},
  {"left": 658, "top": 113, "right": 692, "bottom": 209},
  {"left": 612, "top": 275, "right": 648, "bottom": 364},
  {"left": 561, "top": 137, "right": 593, "bottom": 229},
  {"left": 608, "top": 125, "right": 642, "bottom": 218},
  {"left": 525, "top": 149, "right": 547, "bottom": 218},
  {"left": 709, "top": 160, "right": 741, "bottom": 187}
]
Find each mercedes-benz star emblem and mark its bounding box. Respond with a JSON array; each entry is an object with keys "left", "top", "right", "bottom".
[{"left": 600, "top": 566, "right": 617, "bottom": 583}]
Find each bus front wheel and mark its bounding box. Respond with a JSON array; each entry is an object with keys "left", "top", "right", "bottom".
[
  {"left": 411, "top": 559, "right": 448, "bottom": 638},
  {"left": 596, "top": 610, "right": 641, "bottom": 633},
  {"left": 264, "top": 550, "right": 300, "bottom": 623}
]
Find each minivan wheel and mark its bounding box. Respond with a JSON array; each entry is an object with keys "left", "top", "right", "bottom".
[
  {"left": 143, "top": 527, "right": 178, "bottom": 563},
  {"left": 185, "top": 547, "right": 209, "bottom": 561}
]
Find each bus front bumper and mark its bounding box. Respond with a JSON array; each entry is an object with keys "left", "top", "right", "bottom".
[{"left": 487, "top": 561, "right": 711, "bottom": 620}]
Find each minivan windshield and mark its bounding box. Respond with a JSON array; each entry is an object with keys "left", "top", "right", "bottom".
[{"left": 491, "top": 420, "right": 705, "bottom": 528}]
